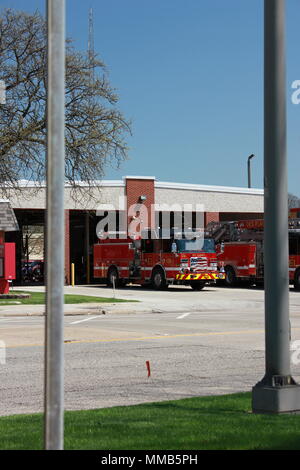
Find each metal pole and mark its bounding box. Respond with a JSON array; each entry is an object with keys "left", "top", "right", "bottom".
[
  {"left": 264, "top": 0, "right": 289, "bottom": 380},
  {"left": 252, "top": 0, "right": 300, "bottom": 413},
  {"left": 71, "top": 262, "right": 75, "bottom": 287},
  {"left": 45, "top": 0, "right": 65, "bottom": 449},
  {"left": 247, "top": 154, "right": 255, "bottom": 188}
]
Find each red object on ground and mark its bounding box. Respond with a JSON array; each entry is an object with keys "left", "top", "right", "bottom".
[
  {"left": 0, "top": 279, "right": 9, "bottom": 294},
  {"left": 146, "top": 361, "right": 151, "bottom": 377}
]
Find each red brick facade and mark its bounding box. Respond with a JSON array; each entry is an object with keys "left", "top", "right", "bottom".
[
  {"left": 125, "top": 177, "right": 155, "bottom": 233},
  {"left": 204, "top": 212, "right": 220, "bottom": 226}
]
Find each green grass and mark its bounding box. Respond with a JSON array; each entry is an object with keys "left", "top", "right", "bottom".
[
  {"left": 1, "top": 393, "right": 300, "bottom": 450},
  {"left": 0, "top": 291, "right": 137, "bottom": 305}
]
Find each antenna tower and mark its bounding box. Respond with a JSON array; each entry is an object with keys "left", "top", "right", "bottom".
[{"left": 88, "top": 7, "right": 95, "bottom": 84}]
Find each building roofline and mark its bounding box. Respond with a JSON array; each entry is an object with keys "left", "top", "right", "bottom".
[
  {"left": 11, "top": 179, "right": 125, "bottom": 188},
  {"left": 8, "top": 179, "right": 263, "bottom": 195},
  {"left": 123, "top": 175, "right": 156, "bottom": 181},
  {"left": 155, "top": 181, "right": 264, "bottom": 195}
]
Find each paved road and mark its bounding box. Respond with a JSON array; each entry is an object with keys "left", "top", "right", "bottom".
[{"left": 0, "top": 284, "right": 300, "bottom": 416}]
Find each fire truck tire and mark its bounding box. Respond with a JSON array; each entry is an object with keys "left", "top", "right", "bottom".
[
  {"left": 190, "top": 281, "right": 206, "bottom": 291},
  {"left": 151, "top": 267, "right": 167, "bottom": 290},
  {"left": 107, "top": 267, "right": 120, "bottom": 288},
  {"left": 224, "top": 266, "right": 236, "bottom": 287},
  {"left": 294, "top": 269, "right": 300, "bottom": 291}
]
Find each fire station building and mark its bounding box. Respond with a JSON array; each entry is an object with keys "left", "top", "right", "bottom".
[{"left": 2, "top": 176, "right": 264, "bottom": 285}]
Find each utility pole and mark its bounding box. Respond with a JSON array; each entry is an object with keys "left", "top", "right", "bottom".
[
  {"left": 88, "top": 7, "right": 95, "bottom": 82},
  {"left": 44, "top": 0, "right": 66, "bottom": 449},
  {"left": 84, "top": 6, "right": 95, "bottom": 286},
  {"left": 247, "top": 154, "right": 255, "bottom": 188},
  {"left": 88, "top": 6, "right": 95, "bottom": 100},
  {"left": 252, "top": 0, "right": 300, "bottom": 413}
]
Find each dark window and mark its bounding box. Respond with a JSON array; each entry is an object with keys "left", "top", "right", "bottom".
[
  {"left": 142, "top": 239, "right": 154, "bottom": 253},
  {"left": 289, "top": 235, "right": 300, "bottom": 255}
]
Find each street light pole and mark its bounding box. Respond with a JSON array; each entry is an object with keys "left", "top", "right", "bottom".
[
  {"left": 247, "top": 154, "right": 255, "bottom": 188},
  {"left": 44, "top": 0, "right": 65, "bottom": 449},
  {"left": 252, "top": 0, "right": 300, "bottom": 413}
]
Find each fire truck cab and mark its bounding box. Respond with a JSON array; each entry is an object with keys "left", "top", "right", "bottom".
[
  {"left": 93, "top": 229, "right": 224, "bottom": 290},
  {"left": 289, "top": 226, "right": 300, "bottom": 290}
]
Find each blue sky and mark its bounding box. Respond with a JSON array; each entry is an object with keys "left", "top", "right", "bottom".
[{"left": 1, "top": 0, "right": 300, "bottom": 195}]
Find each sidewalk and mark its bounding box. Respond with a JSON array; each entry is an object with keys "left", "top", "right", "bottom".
[
  {"left": 0, "top": 301, "right": 165, "bottom": 317},
  {"left": 0, "top": 283, "right": 267, "bottom": 317}
]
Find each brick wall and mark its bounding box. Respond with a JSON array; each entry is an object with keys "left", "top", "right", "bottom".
[
  {"left": 125, "top": 178, "right": 155, "bottom": 233},
  {"left": 0, "top": 202, "right": 19, "bottom": 231},
  {"left": 204, "top": 212, "right": 220, "bottom": 226}
]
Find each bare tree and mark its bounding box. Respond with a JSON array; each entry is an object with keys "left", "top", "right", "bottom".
[
  {"left": 288, "top": 193, "right": 300, "bottom": 209},
  {"left": 0, "top": 9, "right": 131, "bottom": 189}
]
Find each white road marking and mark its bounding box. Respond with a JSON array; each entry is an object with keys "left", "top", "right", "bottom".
[
  {"left": 69, "top": 316, "right": 100, "bottom": 325},
  {"left": 177, "top": 312, "right": 192, "bottom": 319}
]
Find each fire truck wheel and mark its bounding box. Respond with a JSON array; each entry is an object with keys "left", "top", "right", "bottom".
[
  {"left": 151, "top": 267, "right": 167, "bottom": 290},
  {"left": 225, "top": 266, "right": 236, "bottom": 287},
  {"left": 190, "top": 281, "right": 205, "bottom": 291},
  {"left": 294, "top": 269, "right": 300, "bottom": 291},
  {"left": 107, "top": 267, "right": 120, "bottom": 288}
]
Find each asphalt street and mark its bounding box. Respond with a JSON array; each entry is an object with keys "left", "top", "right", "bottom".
[{"left": 0, "top": 284, "right": 300, "bottom": 416}]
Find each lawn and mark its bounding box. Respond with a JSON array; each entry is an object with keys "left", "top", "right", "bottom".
[
  {"left": 0, "top": 393, "right": 300, "bottom": 450},
  {"left": 0, "top": 291, "right": 137, "bottom": 305}
]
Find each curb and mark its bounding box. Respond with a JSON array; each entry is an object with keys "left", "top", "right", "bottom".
[{"left": 0, "top": 303, "right": 263, "bottom": 317}]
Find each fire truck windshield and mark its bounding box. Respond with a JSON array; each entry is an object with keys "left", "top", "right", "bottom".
[
  {"left": 176, "top": 238, "right": 215, "bottom": 253},
  {"left": 289, "top": 232, "right": 300, "bottom": 255}
]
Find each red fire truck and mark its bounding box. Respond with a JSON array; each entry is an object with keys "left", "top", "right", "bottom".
[
  {"left": 206, "top": 218, "right": 300, "bottom": 290},
  {"left": 289, "top": 208, "right": 300, "bottom": 219},
  {"left": 93, "top": 229, "right": 225, "bottom": 290}
]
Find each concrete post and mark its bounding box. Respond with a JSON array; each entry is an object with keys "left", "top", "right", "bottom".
[
  {"left": 252, "top": 0, "right": 300, "bottom": 413},
  {"left": 44, "top": 0, "right": 65, "bottom": 449}
]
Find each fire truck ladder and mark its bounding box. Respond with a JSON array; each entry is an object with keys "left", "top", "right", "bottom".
[
  {"left": 289, "top": 218, "right": 300, "bottom": 229},
  {"left": 205, "top": 221, "right": 237, "bottom": 243},
  {"left": 206, "top": 220, "right": 266, "bottom": 243}
]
